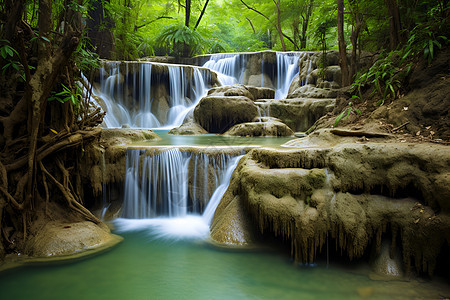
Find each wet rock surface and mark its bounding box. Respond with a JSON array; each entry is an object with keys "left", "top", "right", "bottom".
[{"left": 211, "top": 131, "right": 450, "bottom": 275}]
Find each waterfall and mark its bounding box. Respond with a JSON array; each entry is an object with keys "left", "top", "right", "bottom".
[
  {"left": 275, "top": 52, "right": 300, "bottom": 99},
  {"left": 202, "top": 53, "right": 246, "bottom": 85},
  {"left": 202, "top": 155, "right": 243, "bottom": 225},
  {"left": 121, "top": 149, "right": 239, "bottom": 219},
  {"left": 96, "top": 62, "right": 209, "bottom": 129},
  {"left": 115, "top": 150, "right": 243, "bottom": 240}
]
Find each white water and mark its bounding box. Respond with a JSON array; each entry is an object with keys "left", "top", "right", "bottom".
[
  {"left": 93, "top": 52, "right": 311, "bottom": 129},
  {"left": 115, "top": 152, "right": 243, "bottom": 240},
  {"left": 275, "top": 52, "right": 300, "bottom": 99},
  {"left": 202, "top": 53, "right": 245, "bottom": 85},
  {"left": 96, "top": 62, "right": 209, "bottom": 129}
]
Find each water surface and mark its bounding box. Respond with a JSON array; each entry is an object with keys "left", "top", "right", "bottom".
[{"left": 1, "top": 229, "right": 448, "bottom": 300}]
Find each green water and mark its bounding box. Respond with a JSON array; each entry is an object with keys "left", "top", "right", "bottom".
[
  {"left": 1, "top": 230, "right": 448, "bottom": 300},
  {"left": 133, "top": 130, "right": 295, "bottom": 147}
]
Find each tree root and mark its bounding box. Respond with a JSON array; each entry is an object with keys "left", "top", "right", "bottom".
[
  {"left": 5, "top": 129, "right": 101, "bottom": 172},
  {"left": 39, "top": 162, "right": 101, "bottom": 224}
]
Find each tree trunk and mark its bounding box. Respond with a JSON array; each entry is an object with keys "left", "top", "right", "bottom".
[
  {"left": 300, "top": 0, "right": 314, "bottom": 49},
  {"left": 86, "top": 0, "right": 115, "bottom": 58},
  {"left": 292, "top": 18, "right": 300, "bottom": 50},
  {"left": 385, "top": 0, "right": 402, "bottom": 50},
  {"left": 274, "top": 0, "right": 286, "bottom": 51},
  {"left": 337, "top": 0, "right": 350, "bottom": 86},
  {"left": 349, "top": 1, "right": 362, "bottom": 81},
  {"left": 185, "top": 0, "right": 191, "bottom": 27}
]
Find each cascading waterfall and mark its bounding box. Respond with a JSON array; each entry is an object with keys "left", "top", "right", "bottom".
[
  {"left": 96, "top": 62, "right": 209, "bottom": 128},
  {"left": 202, "top": 53, "right": 246, "bottom": 85},
  {"left": 115, "top": 150, "right": 243, "bottom": 240},
  {"left": 275, "top": 52, "right": 300, "bottom": 99},
  {"left": 121, "top": 149, "right": 239, "bottom": 219}
]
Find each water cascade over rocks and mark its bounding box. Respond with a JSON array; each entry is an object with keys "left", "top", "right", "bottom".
[
  {"left": 91, "top": 51, "right": 331, "bottom": 131},
  {"left": 115, "top": 148, "right": 243, "bottom": 240},
  {"left": 95, "top": 62, "right": 212, "bottom": 128}
]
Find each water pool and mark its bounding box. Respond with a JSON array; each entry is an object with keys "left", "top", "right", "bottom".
[
  {"left": 1, "top": 228, "right": 448, "bottom": 300},
  {"left": 131, "top": 130, "right": 295, "bottom": 147}
]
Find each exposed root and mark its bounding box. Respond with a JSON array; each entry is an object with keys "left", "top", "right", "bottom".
[{"left": 39, "top": 162, "right": 101, "bottom": 224}]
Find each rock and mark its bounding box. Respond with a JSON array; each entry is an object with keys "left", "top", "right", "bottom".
[
  {"left": 169, "top": 122, "right": 208, "bottom": 135},
  {"left": 211, "top": 141, "right": 450, "bottom": 275},
  {"left": 247, "top": 74, "right": 274, "bottom": 89},
  {"left": 100, "top": 128, "right": 161, "bottom": 147},
  {"left": 25, "top": 221, "right": 122, "bottom": 258},
  {"left": 288, "top": 85, "right": 338, "bottom": 99},
  {"left": 370, "top": 240, "right": 404, "bottom": 279},
  {"left": 246, "top": 86, "right": 275, "bottom": 100},
  {"left": 194, "top": 95, "right": 259, "bottom": 133},
  {"left": 210, "top": 195, "right": 256, "bottom": 246},
  {"left": 224, "top": 119, "right": 294, "bottom": 137},
  {"left": 208, "top": 84, "right": 255, "bottom": 100},
  {"left": 267, "top": 98, "right": 336, "bottom": 131},
  {"left": 323, "top": 66, "right": 342, "bottom": 84}
]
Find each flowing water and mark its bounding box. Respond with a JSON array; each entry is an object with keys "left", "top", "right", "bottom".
[
  {"left": 3, "top": 53, "right": 448, "bottom": 298},
  {"left": 1, "top": 230, "right": 448, "bottom": 300}
]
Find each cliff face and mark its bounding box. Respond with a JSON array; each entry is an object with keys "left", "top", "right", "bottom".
[{"left": 211, "top": 130, "right": 450, "bottom": 276}]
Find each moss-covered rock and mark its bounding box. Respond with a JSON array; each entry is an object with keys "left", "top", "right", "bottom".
[
  {"left": 194, "top": 95, "right": 258, "bottom": 133},
  {"left": 211, "top": 140, "right": 450, "bottom": 275},
  {"left": 224, "top": 119, "right": 294, "bottom": 137}
]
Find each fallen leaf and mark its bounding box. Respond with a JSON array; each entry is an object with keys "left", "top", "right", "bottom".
[
  {"left": 50, "top": 128, "right": 58, "bottom": 134},
  {"left": 414, "top": 218, "right": 420, "bottom": 224},
  {"left": 416, "top": 131, "right": 421, "bottom": 136},
  {"left": 425, "top": 126, "right": 431, "bottom": 130}
]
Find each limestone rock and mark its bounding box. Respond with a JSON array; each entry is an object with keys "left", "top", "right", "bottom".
[
  {"left": 265, "top": 98, "right": 335, "bottom": 131},
  {"left": 208, "top": 84, "right": 255, "bottom": 100},
  {"left": 247, "top": 74, "right": 274, "bottom": 89},
  {"left": 224, "top": 119, "right": 294, "bottom": 137},
  {"left": 169, "top": 122, "right": 207, "bottom": 135},
  {"left": 246, "top": 86, "right": 275, "bottom": 100},
  {"left": 25, "top": 221, "right": 122, "bottom": 258},
  {"left": 211, "top": 141, "right": 450, "bottom": 275},
  {"left": 288, "top": 85, "right": 338, "bottom": 99},
  {"left": 370, "top": 240, "right": 404, "bottom": 279},
  {"left": 100, "top": 128, "right": 160, "bottom": 147},
  {"left": 194, "top": 95, "right": 258, "bottom": 133}
]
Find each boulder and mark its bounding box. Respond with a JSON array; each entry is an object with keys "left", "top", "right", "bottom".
[
  {"left": 246, "top": 86, "right": 275, "bottom": 100},
  {"left": 266, "top": 98, "right": 336, "bottom": 131},
  {"left": 208, "top": 84, "right": 254, "bottom": 100},
  {"left": 25, "top": 221, "right": 122, "bottom": 258},
  {"left": 169, "top": 122, "right": 207, "bottom": 135},
  {"left": 224, "top": 119, "right": 294, "bottom": 137},
  {"left": 194, "top": 95, "right": 258, "bottom": 133}
]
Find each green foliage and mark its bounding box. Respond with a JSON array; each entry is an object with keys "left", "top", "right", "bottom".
[
  {"left": 49, "top": 84, "right": 82, "bottom": 110},
  {"left": 334, "top": 101, "right": 361, "bottom": 127},
  {"left": 73, "top": 39, "right": 101, "bottom": 73},
  {"left": 0, "top": 40, "right": 25, "bottom": 80},
  {"left": 155, "top": 23, "right": 207, "bottom": 57},
  {"left": 352, "top": 50, "right": 413, "bottom": 105},
  {"left": 406, "top": 24, "right": 449, "bottom": 65}
]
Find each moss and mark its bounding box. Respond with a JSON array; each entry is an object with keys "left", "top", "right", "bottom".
[{"left": 211, "top": 142, "right": 450, "bottom": 275}]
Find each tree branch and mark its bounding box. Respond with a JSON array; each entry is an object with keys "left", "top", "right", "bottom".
[
  {"left": 194, "top": 0, "right": 210, "bottom": 30},
  {"left": 134, "top": 16, "right": 174, "bottom": 30},
  {"left": 240, "top": 0, "right": 270, "bottom": 20}
]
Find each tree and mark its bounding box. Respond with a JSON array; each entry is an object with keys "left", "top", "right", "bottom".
[
  {"left": 337, "top": 0, "right": 350, "bottom": 86},
  {"left": 0, "top": 0, "right": 104, "bottom": 258},
  {"left": 385, "top": 0, "right": 402, "bottom": 50}
]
